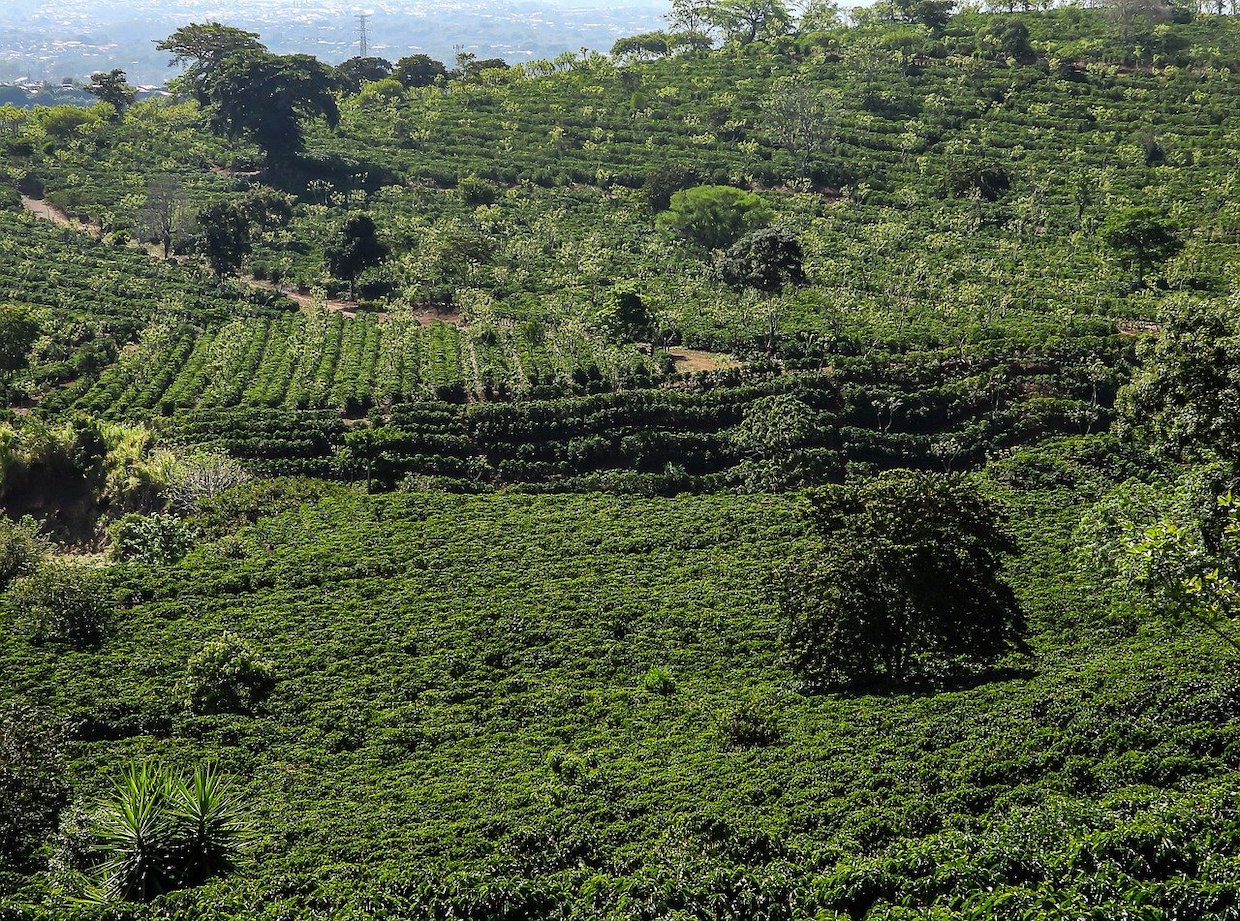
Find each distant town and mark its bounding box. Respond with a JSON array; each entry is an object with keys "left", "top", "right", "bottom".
[{"left": 0, "top": 0, "right": 666, "bottom": 97}]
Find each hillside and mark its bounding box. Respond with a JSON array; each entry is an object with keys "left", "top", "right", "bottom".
[{"left": 2, "top": 5, "right": 1240, "bottom": 919}]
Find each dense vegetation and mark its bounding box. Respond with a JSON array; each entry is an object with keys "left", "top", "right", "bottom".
[{"left": 3, "top": 1, "right": 1240, "bottom": 917}]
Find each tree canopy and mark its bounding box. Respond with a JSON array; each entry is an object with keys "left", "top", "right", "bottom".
[
  {"left": 657, "top": 185, "right": 771, "bottom": 249},
  {"left": 776, "top": 472, "right": 1025, "bottom": 688},
  {"left": 205, "top": 52, "right": 340, "bottom": 163}
]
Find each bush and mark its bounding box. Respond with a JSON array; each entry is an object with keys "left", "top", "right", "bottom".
[
  {"left": 640, "top": 666, "right": 677, "bottom": 695},
  {"left": 179, "top": 633, "right": 276, "bottom": 715},
  {"left": 0, "top": 515, "right": 50, "bottom": 591},
  {"left": 656, "top": 185, "right": 771, "bottom": 250},
  {"left": 458, "top": 175, "right": 500, "bottom": 205},
  {"left": 106, "top": 513, "right": 198, "bottom": 565},
  {"left": 0, "top": 702, "right": 68, "bottom": 871},
  {"left": 716, "top": 691, "right": 783, "bottom": 749},
  {"left": 6, "top": 562, "right": 114, "bottom": 646}
]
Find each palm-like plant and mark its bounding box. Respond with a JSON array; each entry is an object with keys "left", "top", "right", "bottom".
[
  {"left": 169, "top": 762, "right": 252, "bottom": 887},
  {"left": 90, "top": 762, "right": 180, "bottom": 902},
  {"left": 78, "top": 762, "right": 252, "bottom": 904}
]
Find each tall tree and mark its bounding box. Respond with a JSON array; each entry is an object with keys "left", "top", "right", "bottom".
[
  {"left": 325, "top": 215, "right": 389, "bottom": 298},
  {"left": 707, "top": 0, "right": 794, "bottom": 43},
  {"left": 0, "top": 305, "right": 39, "bottom": 400},
  {"left": 206, "top": 52, "right": 340, "bottom": 164},
  {"left": 393, "top": 54, "right": 448, "bottom": 87},
  {"left": 156, "top": 23, "right": 266, "bottom": 103},
  {"left": 85, "top": 69, "right": 135, "bottom": 117},
  {"left": 1116, "top": 296, "right": 1240, "bottom": 464},
  {"left": 335, "top": 56, "right": 393, "bottom": 93},
  {"left": 775, "top": 472, "right": 1025, "bottom": 689}
]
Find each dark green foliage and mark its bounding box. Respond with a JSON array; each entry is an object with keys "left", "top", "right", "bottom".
[
  {"left": 393, "top": 54, "right": 447, "bottom": 88},
  {"left": 657, "top": 185, "right": 771, "bottom": 250},
  {"left": 334, "top": 56, "right": 392, "bottom": 93},
  {"left": 84, "top": 70, "right": 135, "bottom": 118},
  {"left": 178, "top": 633, "right": 275, "bottom": 715},
  {"left": 85, "top": 762, "right": 250, "bottom": 902},
  {"left": 778, "top": 471, "right": 1025, "bottom": 688},
  {"left": 716, "top": 690, "right": 783, "bottom": 748},
  {"left": 195, "top": 201, "right": 251, "bottom": 277},
  {"left": 457, "top": 175, "right": 499, "bottom": 205},
  {"left": 716, "top": 228, "right": 806, "bottom": 294},
  {"left": 206, "top": 52, "right": 340, "bottom": 163},
  {"left": 1099, "top": 206, "right": 1183, "bottom": 286},
  {"left": 0, "top": 303, "right": 39, "bottom": 393},
  {"left": 155, "top": 23, "right": 267, "bottom": 104},
  {"left": 106, "top": 514, "right": 198, "bottom": 565},
  {"left": 0, "top": 703, "right": 67, "bottom": 872},
  {"left": 1117, "top": 298, "right": 1240, "bottom": 464},
  {"left": 5, "top": 562, "right": 114, "bottom": 647},
  {"left": 324, "top": 214, "right": 388, "bottom": 295},
  {"left": 642, "top": 163, "right": 700, "bottom": 213}
]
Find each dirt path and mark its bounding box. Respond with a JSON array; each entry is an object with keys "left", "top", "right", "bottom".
[
  {"left": 14, "top": 192, "right": 452, "bottom": 322},
  {"left": 666, "top": 347, "right": 740, "bottom": 373}
]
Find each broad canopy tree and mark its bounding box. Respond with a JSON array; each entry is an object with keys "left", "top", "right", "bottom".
[
  {"left": 196, "top": 201, "right": 252, "bottom": 277},
  {"left": 775, "top": 471, "right": 1025, "bottom": 689},
  {"left": 1098, "top": 206, "right": 1181, "bottom": 287},
  {"left": 657, "top": 184, "right": 772, "bottom": 250},
  {"left": 156, "top": 23, "right": 267, "bottom": 103},
  {"left": 206, "top": 52, "right": 340, "bottom": 164}
]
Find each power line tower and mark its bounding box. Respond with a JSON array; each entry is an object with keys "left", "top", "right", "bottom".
[{"left": 357, "top": 13, "right": 370, "bottom": 58}]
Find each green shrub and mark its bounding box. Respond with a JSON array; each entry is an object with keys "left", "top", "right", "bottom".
[
  {"left": 716, "top": 691, "right": 783, "bottom": 749},
  {"left": 106, "top": 513, "right": 198, "bottom": 565},
  {"left": 458, "top": 175, "right": 499, "bottom": 205},
  {"left": 0, "top": 515, "right": 50, "bottom": 591},
  {"left": 178, "top": 633, "right": 276, "bottom": 715},
  {"left": 0, "top": 702, "right": 68, "bottom": 871},
  {"left": 640, "top": 666, "right": 677, "bottom": 695},
  {"left": 6, "top": 562, "right": 114, "bottom": 646}
]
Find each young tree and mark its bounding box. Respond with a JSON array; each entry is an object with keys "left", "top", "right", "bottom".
[
  {"left": 1098, "top": 206, "right": 1181, "bottom": 286},
  {"left": 325, "top": 214, "right": 389, "bottom": 298},
  {"left": 206, "top": 52, "right": 340, "bottom": 164},
  {"left": 0, "top": 304, "right": 39, "bottom": 399},
  {"left": 774, "top": 472, "right": 1025, "bottom": 688},
  {"left": 657, "top": 185, "right": 771, "bottom": 249},
  {"left": 85, "top": 69, "right": 136, "bottom": 117},
  {"left": 765, "top": 77, "right": 839, "bottom": 178},
  {"left": 195, "top": 201, "right": 252, "bottom": 277},
  {"left": 393, "top": 54, "right": 448, "bottom": 87},
  {"left": 156, "top": 22, "right": 266, "bottom": 103},
  {"left": 135, "top": 176, "right": 190, "bottom": 258}
]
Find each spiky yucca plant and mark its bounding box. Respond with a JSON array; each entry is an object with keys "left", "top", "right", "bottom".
[{"left": 81, "top": 761, "right": 251, "bottom": 903}]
